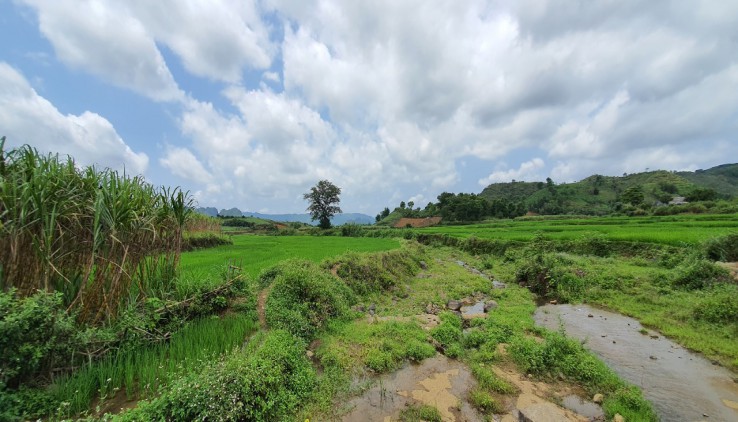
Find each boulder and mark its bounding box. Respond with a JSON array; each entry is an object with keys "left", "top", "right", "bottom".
[
  {"left": 419, "top": 260, "right": 428, "bottom": 270},
  {"left": 613, "top": 414, "right": 625, "bottom": 422},
  {"left": 484, "top": 300, "right": 499, "bottom": 312},
  {"left": 593, "top": 393, "right": 604, "bottom": 404},
  {"left": 447, "top": 300, "right": 462, "bottom": 311},
  {"left": 493, "top": 280, "right": 507, "bottom": 289}
]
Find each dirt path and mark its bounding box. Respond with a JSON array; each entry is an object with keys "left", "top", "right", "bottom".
[{"left": 257, "top": 286, "right": 273, "bottom": 329}]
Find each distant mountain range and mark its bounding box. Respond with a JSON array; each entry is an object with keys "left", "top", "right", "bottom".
[{"left": 194, "top": 207, "right": 375, "bottom": 225}]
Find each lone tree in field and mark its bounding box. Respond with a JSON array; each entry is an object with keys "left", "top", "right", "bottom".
[{"left": 304, "top": 180, "right": 342, "bottom": 229}]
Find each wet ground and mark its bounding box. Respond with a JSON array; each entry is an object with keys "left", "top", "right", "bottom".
[
  {"left": 535, "top": 304, "right": 738, "bottom": 422},
  {"left": 340, "top": 355, "right": 482, "bottom": 422}
]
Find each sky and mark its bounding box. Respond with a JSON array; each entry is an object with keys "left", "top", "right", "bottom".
[{"left": 1, "top": 0, "right": 737, "bottom": 215}]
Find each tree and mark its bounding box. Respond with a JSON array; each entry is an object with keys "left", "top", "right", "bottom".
[
  {"left": 304, "top": 180, "right": 342, "bottom": 229},
  {"left": 621, "top": 185, "right": 644, "bottom": 206}
]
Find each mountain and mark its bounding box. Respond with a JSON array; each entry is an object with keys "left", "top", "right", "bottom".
[
  {"left": 194, "top": 207, "right": 374, "bottom": 225},
  {"left": 243, "top": 212, "right": 375, "bottom": 226},
  {"left": 195, "top": 207, "right": 218, "bottom": 217},
  {"left": 479, "top": 164, "right": 738, "bottom": 215},
  {"left": 219, "top": 207, "right": 244, "bottom": 217}
]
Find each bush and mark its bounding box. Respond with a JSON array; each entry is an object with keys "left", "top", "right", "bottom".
[
  {"left": 265, "top": 261, "right": 354, "bottom": 340},
  {"left": 181, "top": 232, "right": 232, "bottom": 251},
  {"left": 326, "top": 247, "right": 421, "bottom": 295},
  {"left": 704, "top": 234, "right": 738, "bottom": 262},
  {"left": 0, "top": 290, "right": 79, "bottom": 388},
  {"left": 693, "top": 285, "right": 738, "bottom": 324},
  {"left": 119, "top": 330, "right": 316, "bottom": 422},
  {"left": 672, "top": 256, "right": 731, "bottom": 290},
  {"left": 340, "top": 223, "right": 365, "bottom": 237}
]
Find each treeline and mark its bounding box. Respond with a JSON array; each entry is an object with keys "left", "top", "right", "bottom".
[{"left": 376, "top": 192, "right": 526, "bottom": 224}]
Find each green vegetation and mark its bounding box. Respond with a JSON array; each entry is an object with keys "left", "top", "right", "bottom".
[
  {"left": 398, "top": 404, "right": 443, "bottom": 422},
  {"left": 413, "top": 213, "right": 738, "bottom": 245},
  {"left": 179, "top": 235, "right": 400, "bottom": 279},
  {"left": 117, "top": 330, "right": 315, "bottom": 422},
  {"left": 304, "top": 179, "right": 342, "bottom": 229}
]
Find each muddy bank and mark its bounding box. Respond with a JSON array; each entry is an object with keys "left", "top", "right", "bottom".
[
  {"left": 340, "top": 355, "right": 481, "bottom": 422},
  {"left": 535, "top": 304, "right": 738, "bottom": 421}
]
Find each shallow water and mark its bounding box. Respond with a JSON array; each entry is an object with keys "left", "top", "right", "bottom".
[
  {"left": 340, "top": 355, "right": 482, "bottom": 422},
  {"left": 534, "top": 304, "right": 738, "bottom": 422}
]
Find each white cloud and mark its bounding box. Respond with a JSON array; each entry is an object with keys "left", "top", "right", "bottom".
[
  {"left": 0, "top": 62, "right": 148, "bottom": 173},
  {"left": 12, "top": 0, "right": 738, "bottom": 213},
  {"left": 20, "top": 0, "right": 183, "bottom": 101},
  {"left": 19, "top": 0, "right": 273, "bottom": 99},
  {"left": 159, "top": 146, "right": 213, "bottom": 183},
  {"left": 479, "top": 158, "right": 546, "bottom": 186}
]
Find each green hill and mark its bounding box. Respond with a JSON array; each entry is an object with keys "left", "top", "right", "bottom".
[
  {"left": 479, "top": 164, "right": 737, "bottom": 216},
  {"left": 677, "top": 163, "right": 738, "bottom": 198}
]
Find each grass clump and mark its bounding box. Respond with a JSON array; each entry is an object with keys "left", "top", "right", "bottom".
[
  {"left": 508, "top": 331, "right": 656, "bottom": 421},
  {"left": 430, "top": 312, "right": 463, "bottom": 357},
  {"left": 469, "top": 388, "right": 503, "bottom": 414},
  {"left": 116, "top": 330, "right": 315, "bottom": 422},
  {"left": 398, "top": 404, "right": 443, "bottom": 422},
  {"left": 671, "top": 255, "right": 731, "bottom": 289},
  {"left": 704, "top": 233, "right": 738, "bottom": 261},
  {"left": 265, "top": 260, "right": 354, "bottom": 340},
  {"left": 326, "top": 245, "right": 422, "bottom": 295},
  {"left": 319, "top": 320, "right": 435, "bottom": 374}
]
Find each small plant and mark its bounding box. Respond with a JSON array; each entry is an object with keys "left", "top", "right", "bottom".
[
  {"left": 469, "top": 388, "right": 502, "bottom": 413},
  {"left": 399, "top": 404, "right": 443, "bottom": 422}
]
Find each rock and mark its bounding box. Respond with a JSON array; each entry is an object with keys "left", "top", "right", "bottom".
[
  {"left": 455, "top": 260, "right": 466, "bottom": 267},
  {"left": 368, "top": 303, "right": 376, "bottom": 311},
  {"left": 493, "top": 280, "right": 507, "bottom": 289},
  {"left": 593, "top": 393, "right": 604, "bottom": 404},
  {"left": 518, "top": 402, "right": 575, "bottom": 422},
  {"left": 306, "top": 350, "right": 314, "bottom": 358},
  {"left": 649, "top": 355, "right": 657, "bottom": 360},
  {"left": 419, "top": 260, "right": 427, "bottom": 270},
  {"left": 549, "top": 299, "right": 558, "bottom": 305},
  {"left": 447, "top": 300, "right": 462, "bottom": 311},
  {"left": 470, "top": 268, "right": 482, "bottom": 275},
  {"left": 588, "top": 314, "right": 594, "bottom": 318},
  {"left": 355, "top": 305, "right": 365, "bottom": 312},
  {"left": 425, "top": 303, "right": 434, "bottom": 314},
  {"left": 462, "top": 313, "right": 486, "bottom": 321},
  {"left": 650, "top": 335, "right": 659, "bottom": 339},
  {"left": 613, "top": 414, "right": 625, "bottom": 422},
  {"left": 484, "top": 300, "right": 498, "bottom": 312}
]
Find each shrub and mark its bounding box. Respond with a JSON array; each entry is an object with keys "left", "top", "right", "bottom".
[
  {"left": 704, "top": 234, "right": 738, "bottom": 262},
  {"left": 672, "top": 256, "right": 731, "bottom": 290},
  {"left": 326, "top": 247, "right": 421, "bottom": 295},
  {"left": 0, "top": 290, "right": 79, "bottom": 388},
  {"left": 340, "top": 223, "right": 365, "bottom": 237},
  {"left": 265, "top": 261, "right": 354, "bottom": 340},
  {"left": 693, "top": 285, "right": 738, "bottom": 324},
  {"left": 118, "top": 330, "right": 316, "bottom": 422},
  {"left": 181, "top": 232, "right": 232, "bottom": 251}
]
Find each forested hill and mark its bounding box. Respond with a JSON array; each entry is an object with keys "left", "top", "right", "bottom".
[{"left": 479, "top": 163, "right": 738, "bottom": 215}]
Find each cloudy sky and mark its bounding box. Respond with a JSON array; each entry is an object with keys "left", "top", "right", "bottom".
[{"left": 2, "top": 1, "right": 737, "bottom": 214}]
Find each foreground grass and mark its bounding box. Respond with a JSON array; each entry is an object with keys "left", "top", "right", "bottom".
[
  {"left": 413, "top": 213, "right": 738, "bottom": 245},
  {"left": 50, "top": 314, "right": 258, "bottom": 418}
]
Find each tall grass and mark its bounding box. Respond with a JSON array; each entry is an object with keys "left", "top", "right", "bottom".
[
  {"left": 50, "top": 314, "right": 257, "bottom": 416},
  {"left": 0, "top": 140, "right": 192, "bottom": 323}
]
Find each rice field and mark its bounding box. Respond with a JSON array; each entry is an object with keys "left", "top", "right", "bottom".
[
  {"left": 179, "top": 235, "right": 401, "bottom": 282},
  {"left": 414, "top": 214, "right": 738, "bottom": 245},
  {"left": 50, "top": 314, "right": 257, "bottom": 416}
]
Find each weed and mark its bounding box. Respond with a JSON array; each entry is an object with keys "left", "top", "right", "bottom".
[{"left": 398, "top": 404, "right": 443, "bottom": 422}]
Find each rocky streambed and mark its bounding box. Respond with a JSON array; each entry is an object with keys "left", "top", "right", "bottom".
[{"left": 535, "top": 304, "right": 738, "bottom": 422}]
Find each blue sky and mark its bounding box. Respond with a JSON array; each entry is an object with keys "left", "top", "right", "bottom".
[{"left": 2, "top": 1, "right": 737, "bottom": 214}]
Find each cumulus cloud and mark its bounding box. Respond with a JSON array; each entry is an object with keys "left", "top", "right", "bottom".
[
  {"left": 0, "top": 62, "right": 148, "bottom": 173},
  {"left": 479, "top": 158, "right": 546, "bottom": 186},
  {"left": 11, "top": 0, "right": 738, "bottom": 212},
  {"left": 19, "top": 0, "right": 273, "bottom": 99},
  {"left": 159, "top": 145, "right": 213, "bottom": 183}
]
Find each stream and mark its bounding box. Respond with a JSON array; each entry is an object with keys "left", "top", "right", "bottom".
[{"left": 534, "top": 304, "right": 738, "bottom": 422}]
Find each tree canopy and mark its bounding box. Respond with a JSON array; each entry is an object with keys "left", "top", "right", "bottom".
[{"left": 303, "top": 180, "right": 342, "bottom": 229}]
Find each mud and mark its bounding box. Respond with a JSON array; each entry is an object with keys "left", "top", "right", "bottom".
[
  {"left": 340, "top": 355, "right": 482, "bottom": 422},
  {"left": 535, "top": 304, "right": 738, "bottom": 421}
]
